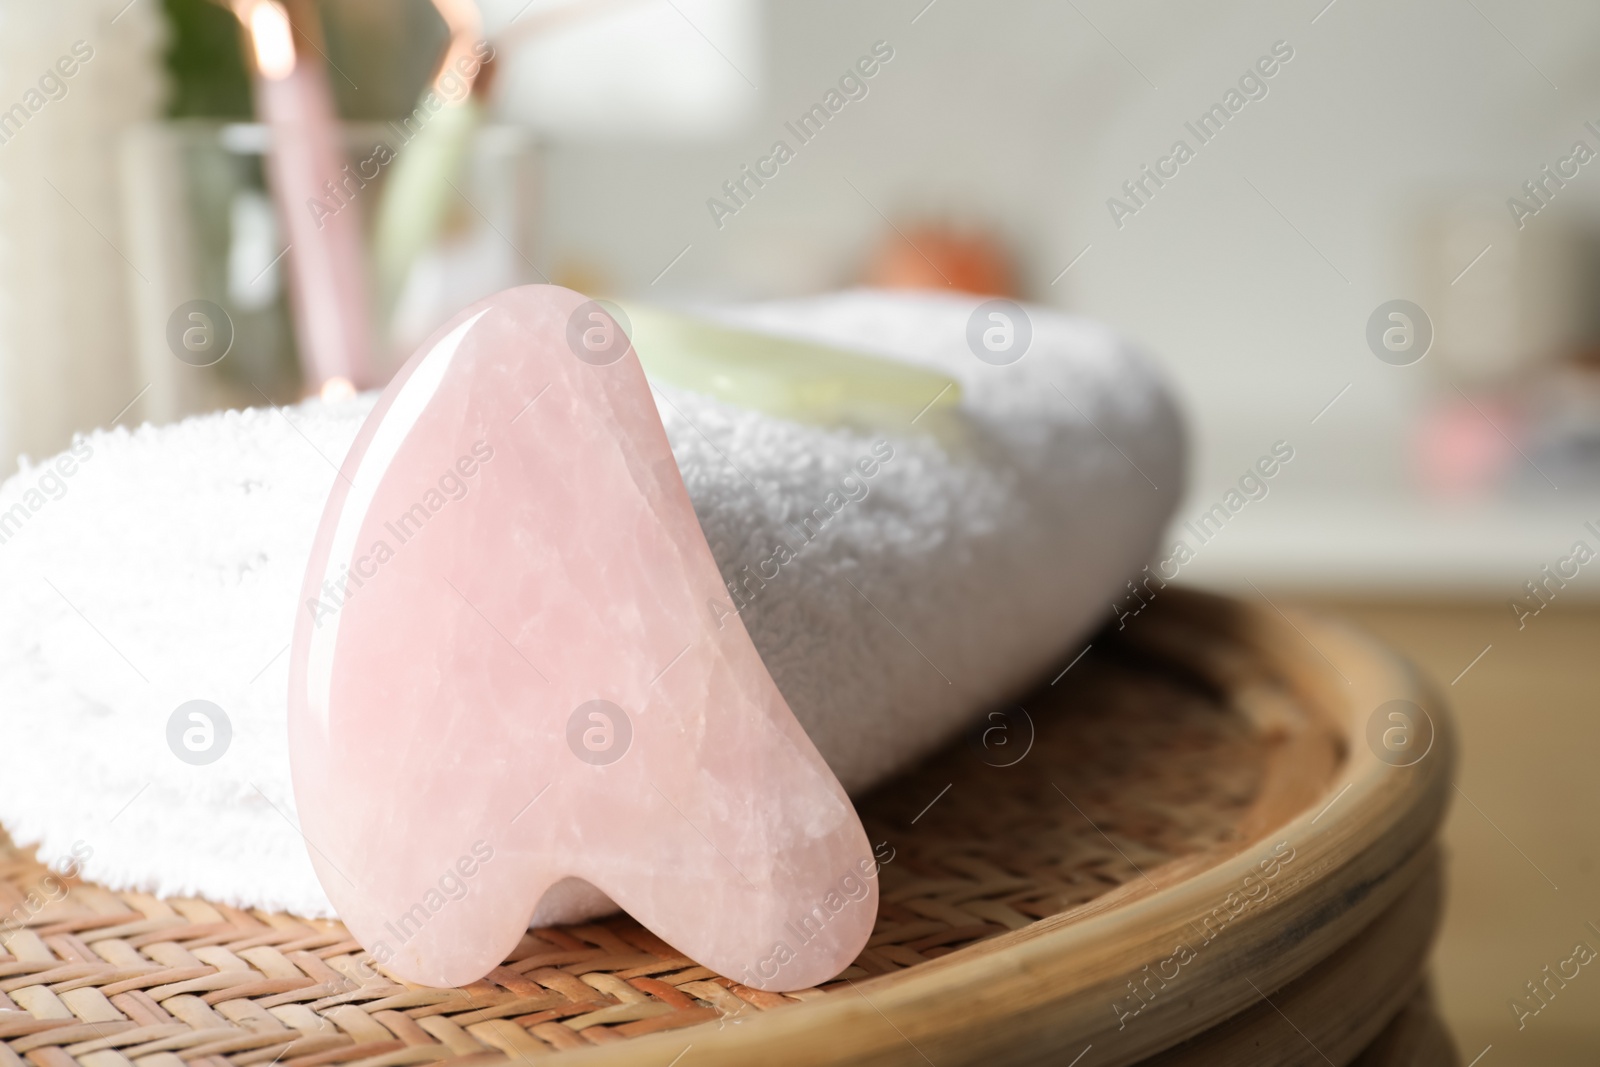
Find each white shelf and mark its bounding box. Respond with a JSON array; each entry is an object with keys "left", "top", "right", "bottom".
[{"left": 1168, "top": 493, "right": 1600, "bottom": 601}]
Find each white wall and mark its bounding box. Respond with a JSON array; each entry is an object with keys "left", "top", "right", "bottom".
[{"left": 491, "top": 0, "right": 1600, "bottom": 509}]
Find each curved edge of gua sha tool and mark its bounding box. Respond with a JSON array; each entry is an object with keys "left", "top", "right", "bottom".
[{"left": 287, "top": 285, "right": 877, "bottom": 992}]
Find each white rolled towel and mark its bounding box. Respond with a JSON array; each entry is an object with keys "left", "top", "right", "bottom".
[{"left": 0, "top": 289, "right": 1183, "bottom": 920}]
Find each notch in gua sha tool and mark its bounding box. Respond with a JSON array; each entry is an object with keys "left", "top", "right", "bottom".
[{"left": 287, "top": 285, "right": 877, "bottom": 992}]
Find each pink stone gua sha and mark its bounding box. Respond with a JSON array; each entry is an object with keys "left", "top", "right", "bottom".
[{"left": 287, "top": 285, "right": 877, "bottom": 992}]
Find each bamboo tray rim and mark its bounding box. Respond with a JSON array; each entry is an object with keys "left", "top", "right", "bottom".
[{"left": 560, "top": 590, "right": 1457, "bottom": 1066}]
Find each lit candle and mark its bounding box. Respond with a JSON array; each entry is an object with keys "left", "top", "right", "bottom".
[{"left": 238, "top": 0, "right": 372, "bottom": 396}]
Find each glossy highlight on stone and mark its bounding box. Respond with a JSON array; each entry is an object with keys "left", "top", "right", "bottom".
[{"left": 287, "top": 285, "right": 876, "bottom": 991}]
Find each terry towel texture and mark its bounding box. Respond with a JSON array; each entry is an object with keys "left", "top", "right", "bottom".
[{"left": 0, "top": 289, "right": 1184, "bottom": 921}]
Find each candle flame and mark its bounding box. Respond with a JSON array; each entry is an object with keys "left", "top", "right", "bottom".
[
  {"left": 247, "top": 0, "right": 297, "bottom": 81},
  {"left": 320, "top": 376, "right": 357, "bottom": 402}
]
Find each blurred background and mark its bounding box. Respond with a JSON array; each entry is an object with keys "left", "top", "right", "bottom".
[{"left": 1, "top": 0, "right": 1597, "bottom": 1058}]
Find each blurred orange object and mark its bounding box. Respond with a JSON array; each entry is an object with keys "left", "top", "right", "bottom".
[{"left": 863, "top": 225, "right": 1016, "bottom": 297}]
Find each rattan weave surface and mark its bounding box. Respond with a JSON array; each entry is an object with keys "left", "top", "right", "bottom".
[{"left": 0, "top": 628, "right": 1268, "bottom": 1066}]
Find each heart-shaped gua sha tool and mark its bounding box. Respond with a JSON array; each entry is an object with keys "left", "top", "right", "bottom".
[{"left": 288, "top": 285, "right": 877, "bottom": 991}]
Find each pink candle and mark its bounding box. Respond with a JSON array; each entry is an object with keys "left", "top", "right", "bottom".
[{"left": 241, "top": 0, "right": 371, "bottom": 395}]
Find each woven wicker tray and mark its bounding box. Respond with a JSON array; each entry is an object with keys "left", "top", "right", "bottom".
[{"left": 0, "top": 590, "right": 1454, "bottom": 1067}]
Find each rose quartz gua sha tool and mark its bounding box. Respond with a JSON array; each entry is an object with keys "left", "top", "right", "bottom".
[{"left": 288, "top": 285, "right": 876, "bottom": 992}]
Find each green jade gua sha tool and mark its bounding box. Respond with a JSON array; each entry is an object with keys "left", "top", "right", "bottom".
[{"left": 615, "top": 302, "right": 961, "bottom": 426}]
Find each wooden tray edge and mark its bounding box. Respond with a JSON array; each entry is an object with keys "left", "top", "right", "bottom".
[{"left": 553, "top": 592, "right": 1457, "bottom": 1066}]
